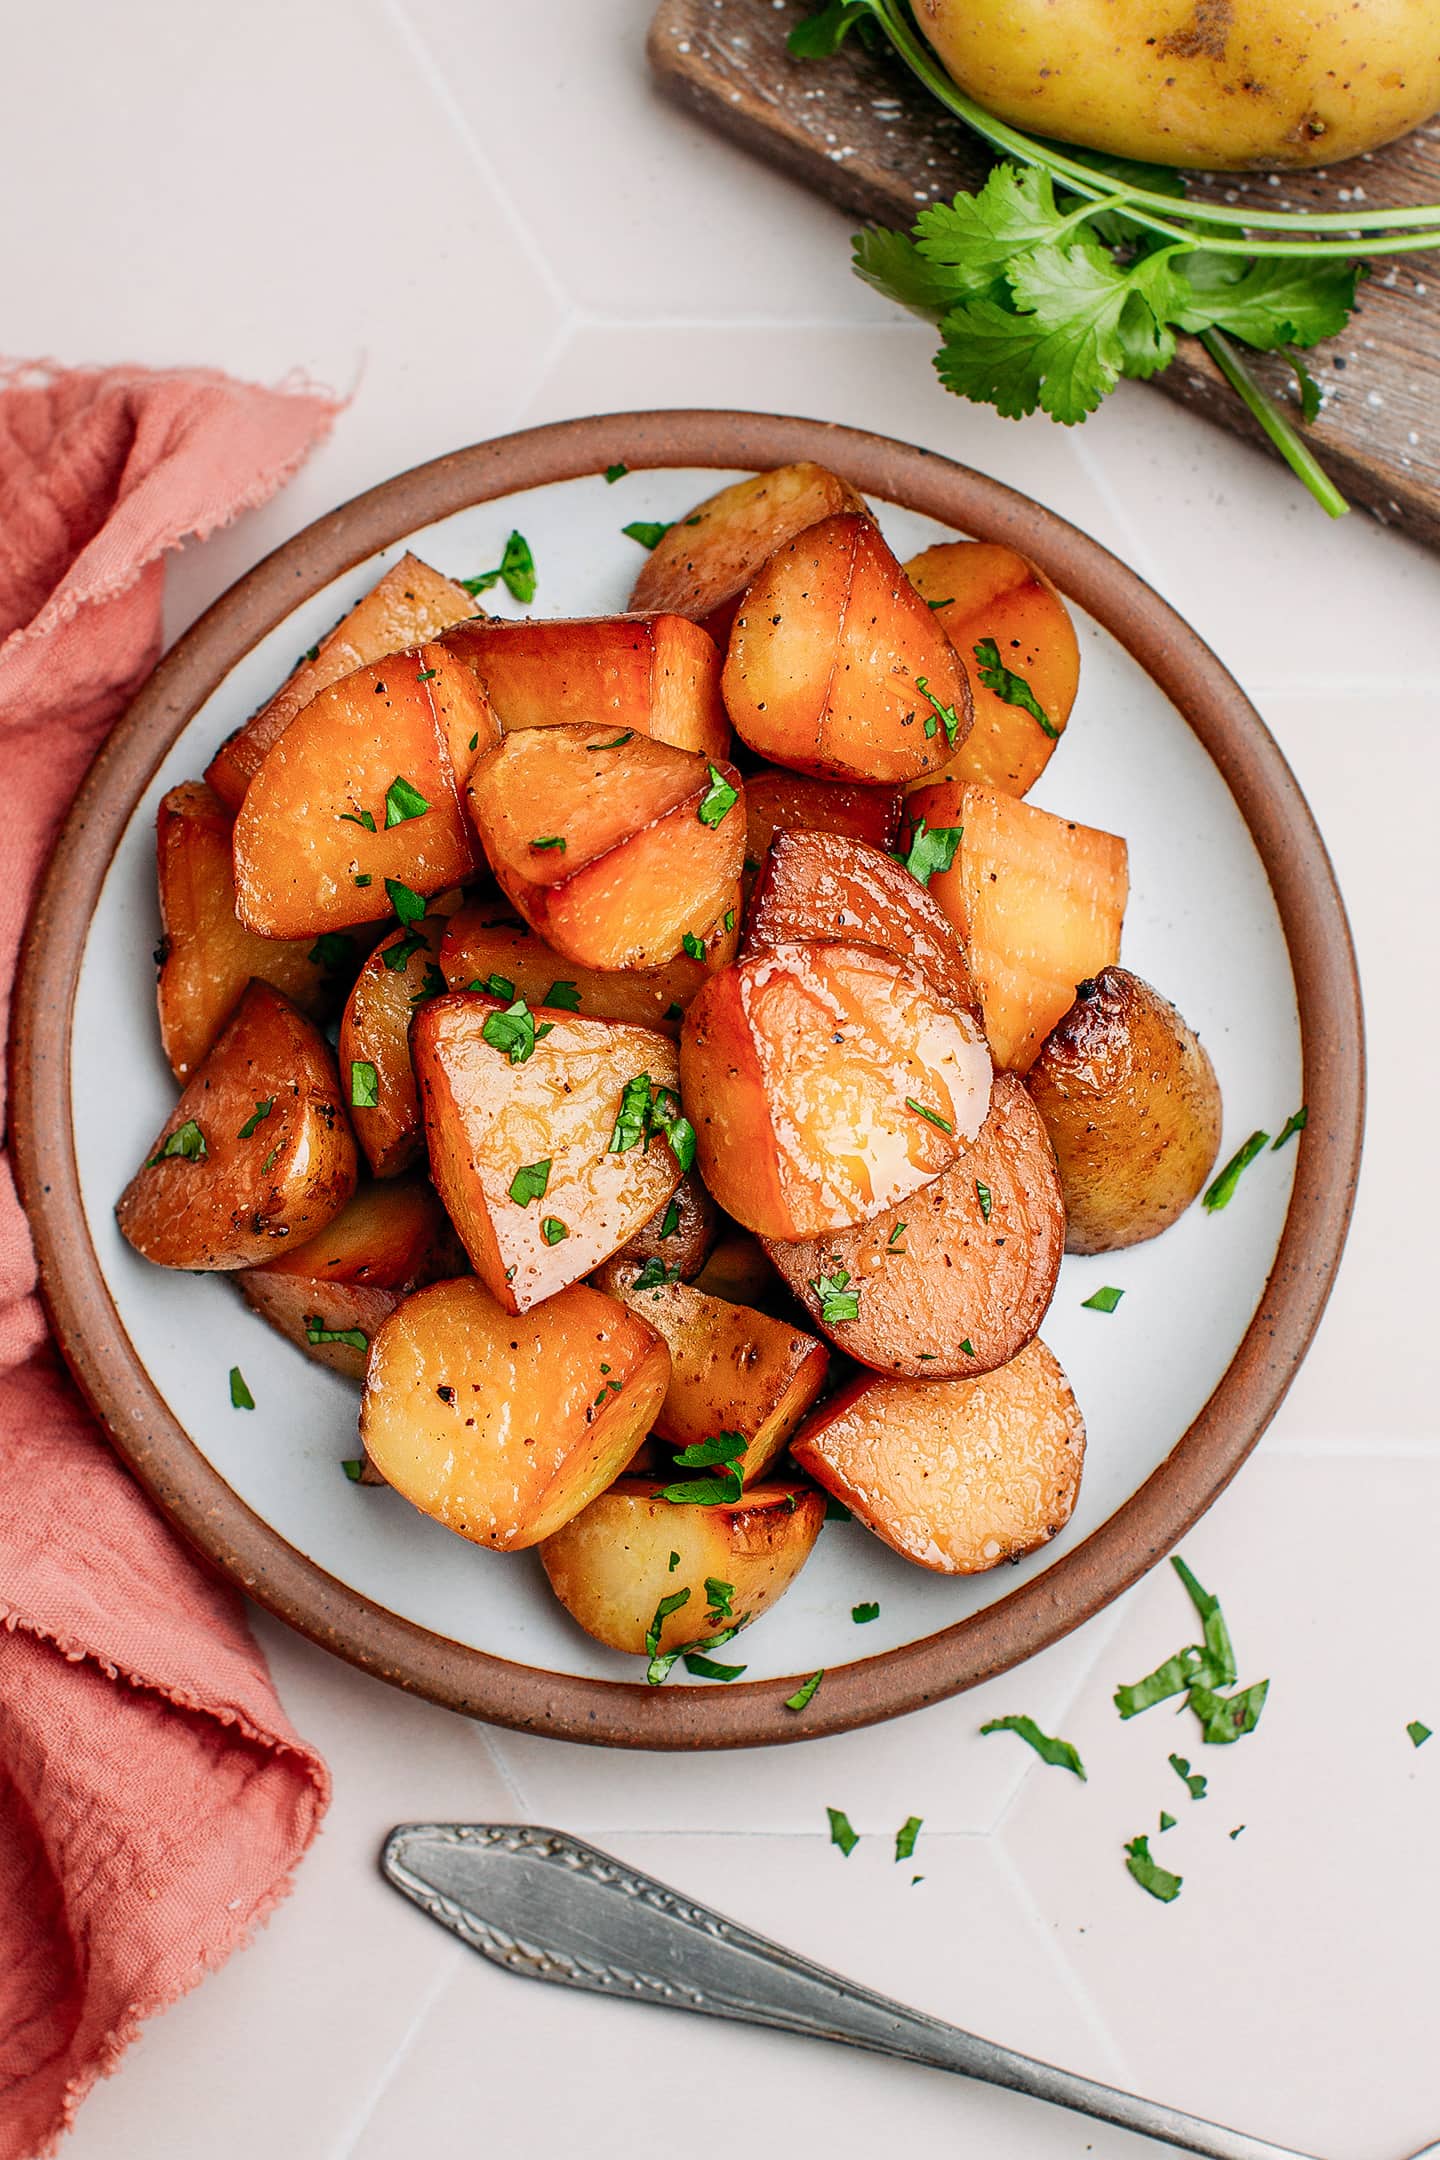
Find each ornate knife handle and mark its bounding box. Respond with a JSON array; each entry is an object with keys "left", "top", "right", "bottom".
[{"left": 382, "top": 1823, "right": 1319, "bottom": 2160}]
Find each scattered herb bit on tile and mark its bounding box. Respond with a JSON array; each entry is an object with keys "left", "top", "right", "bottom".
[
  {"left": 1230, "top": 1825, "right": 1246, "bottom": 1839},
  {"left": 237, "top": 1098, "right": 274, "bottom": 1139},
  {"left": 309, "top": 932, "right": 357, "bottom": 973},
  {"left": 1159, "top": 1811, "right": 1177, "bottom": 1832},
  {"left": 980, "top": 1713, "right": 1086, "bottom": 1779},
  {"left": 1082, "top": 1285, "right": 1125, "bottom": 1313},
  {"left": 697, "top": 765, "right": 739, "bottom": 829},
  {"left": 682, "top": 931, "right": 707, "bottom": 961},
  {"left": 1204, "top": 1129, "right": 1272, "bottom": 1212},
  {"left": 631, "top": 1258, "right": 682, "bottom": 1292},
  {"left": 604, "top": 462, "right": 628, "bottom": 483},
  {"left": 340, "top": 808, "right": 376, "bottom": 833},
  {"left": 975, "top": 1180, "right": 992, "bottom": 1222},
  {"left": 1189, "top": 1679, "right": 1270, "bottom": 1745},
  {"left": 1168, "top": 1752, "right": 1208, "bottom": 1800},
  {"left": 385, "top": 876, "right": 426, "bottom": 927},
  {"left": 1115, "top": 1645, "right": 1215, "bottom": 1719},
  {"left": 1408, "top": 1720, "right": 1433, "bottom": 1748},
  {"left": 852, "top": 1601, "right": 880, "bottom": 1624},
  {"left": 148, "top": 1119, "right": 207, "bottom": 1165},
  {"left": 461, "top": 530, "right": 536, "bottom": 603},
  {"left": 622, "top": 520, "right": 672, "bottom": 550},
  {"left": 341, "top": 1459, "right": 364, "bottom": 1483},
  {"left": 303, "top": 1316, "right": 369, "bottom": 1351},
  {"left": 1124, "top": 1835, "right": 1182, "bottom": 1903},
  {"left": 827, "top": 1806, "right": 859, "bottom": 1857},
  {"left": 914, "top": 674, "right": 962, "bottom": 748},
  {"left": 509, "top": 1159, "right": 551, "bottom": 1207},
  {"left": 786, "top": 1669, "right": 824, "bottom": 1712},
  {"left": 811, "top": 1268, "right": 860, "bottom": 1325},
  {"left": 972, "top": 638, "right": 1059, "bottom": 738},
  {"left": 894, "top": 1815, "right": 923, "bottom": 1863},
  {"left": 1173, "top": 1556, "right": 1238, "bottom": 1686},
  {"left": 540, "top": 1217, "right": 569, "bottom": 1247},
  {"left": 483, "top": 999, "right": 548, "bottom": 1065},
  {"left": 228, "top": 1366, "right": 254, "bottom": 1410},
  {"left": 384, "top": 775, "right": 429, "bottom": 828},
  {"left": 683, "top": 1651, "right": 748, "bottom": 1681},
  {"left": 543, "top": 980, "right": 580, "bottom": 1010},
  {"left": 905, "top": 1096, "right": 953, "bottom": 1134},
  {"left": 659, "top": 1197, "right": 682, "bottom": 1240},
  {"left": 896, "top": 816, "right": 962, "bottom": 887},
  {"left": 1273, "top": 1105, "right": 1308, "bottom": 1149}
]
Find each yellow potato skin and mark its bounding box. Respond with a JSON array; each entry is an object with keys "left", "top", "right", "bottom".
[{"left": 916, "top": 0, "right": 1440, "bottom": 171}]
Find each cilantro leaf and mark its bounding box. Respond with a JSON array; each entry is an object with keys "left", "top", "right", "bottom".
[
  {"left": 649, "top": 1085, "right": 696, "bottom": 1174},
  {"left": 622, "top": 521, "right": 671, "bottom": 550},
  {"left": 508, "top": 1159, "right": 551, "bottom": 1206},
  {"left": 1273, "top": 1105, "right": 1308, "bottom": 1150},
  {"left": 785, "top": 1670, "right": 824, "bottom": 1713},
  {"left": 916, "top": 164, "right": 1070, "bottom": 294},
  {"left": 644, "top": 1586, "right": 691, "bottom": 1673},
  {"left": 609, "top": 1073, "right": 654, "bottom": 1154},
  {"left": 1170, "top": 252, "right": 1360, "bottom": 349},
  {"left": 1172, "top": 1556, "right": 1237, "bottom": 1687},
  {"left": 894, "top": 1815, "right": 923, "bottom": 1863},
  {"left": 697, "top": 765, "right": 739, "bottom": 829},
  {"left": 543, "top": 980, "right": 581, "bottom": 1011},
  {"left": 1124, "top": 1834, "right": 1182, "bottom": 1903},
  {"left": 972, "top": 638, "right": 1059, "bottom": 738},
  {"left": 604, "top": 463, "right": 628, "bottom": 483},
  {"left": 896, "top": 817, "right": 962, "bottom": 887},
  {"left": 382, "top": 928, "right": 427, "bottom": 974},
  {"left": 1082, "top": 1285, "right": 1125, "bottom": 1313},
  {"left": 1169, "top": 1752, "right": 1208, "bottom": 1800},
  {"left": 1204, "top": 1130, "right": 1271, "bottom": 1211},
  {"left": 682, "top": 931, "right": 706, "bottom": 961},
  {"left": 1115, "top": 1643, "right": 1223, "bottom": 1719},
  {"left": 340, "top": 808, "right": 376, "bottom": 833},
  {"left": 1188, "top": 1679, "right": 1269, "bottom": 1744},
  {"left": 229, "top": 1366, "right": 254, "bottom": 1410},
  {"left": 1408, "top": 1720, "right": 1432, "bottom": 1748},
  {"left": 660, "top": 1469, "right": 745, "bottom": 1506},
  {"left": 341, "top": 1459, "right": 364, "bottom": 1482},
  {"left": 384, "top": 775, "right": 429, "bottom": 828},
  {"left": 827, "top": 1806, "right": 859, "bottom": 1857},
  {"left": 671, "top": 1432, "right": 748, "bottom": 1470},
  {"left": 975, "top": 1180, "right": 992, "bottom": 1222},
  {"left": 659, "top": 1197, "right": 681, "bottom": 1240},
  {"left": 540, "top": 1217, "right": 568, "bottom": 1246},
  {"left": 810, "top": 1268, "right": 859, "bottom": 1325},
  {"left": 237, "top": 1098, "right": 274, "bottom": 1139},
  {"left": 461, "top": 530, "right": 536, "bottom": 604},
  {"left": 980, "top": 1713, "right": 1087, "bottom": 1779},
  {"left": 682, "top": 1652, "right": 747, "bottom": 1682},
  {"left": 148, "top": 1119, "right": 207, "bottom": 1165},
  {"left": 385, "top": 877, "right": 426, "bottom": 927},
  {"left": 704, "top": 1577, "right": 734, "bottom": 1621},
  {"left": 906, "top": 1096, "right": 953, "bottom": 1135},
  {"left": 483, "top": 999, "right": 546, "bottom": 1065},
  {"left": 309, "top": 932, "right": 358, "bottom": 972},
  {"left": 304, "top": 1315, "right": 369, "bottom": 1351},
  {"left": 852, "top": 226, "right": 958, "bottom": 320},
  {"left": 851, "top": 1601, "right": 880, "bottom": 1624},
  {"left": 631, "top": 1258, "right": 682, "bottom": 1292}
]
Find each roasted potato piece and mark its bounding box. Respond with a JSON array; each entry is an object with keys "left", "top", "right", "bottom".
[
  {"left": 722, "top": 514, "right": 971, "bottom": 786},
  {"left": 204, "top": 553, "right": 479, "bottom": 811},
  {"left": 744, "top": 768, "right": 902, "bottom": 867},
  {"left": 232, "top": 643, "right": 496, "bottom": 938},
  {"left": 791, "top": 1340, "right": 1085, "bottom": 1574},
  {"left": 238, "top": 1177, "right": 462, "bottom": 1379},
  {"left": 412, "top": 993, "right": 685, "bottom": 1313},
  {"left": 154, "top": 781, "right": 338, "bottom": 1081},
  {"left": 117, "top": 982, "right": 357, "bottom": 1269},
  {"left": 1026, "top": 968, "right": 1222, "bottom": 1253},
  {"left": 628, "top": 462, "right": 868, "bottom": 643},
  {"left": 608, "top": 1173, "right": 718, "bottom": 1282},
  {"left": 682, "top": 939, "right": 992, "bottom": 1241},
  {"left": 595, "top": 1260, "right": 829, "bottom": 1482},
  {"left": 745, "top": 829, "right": 980, "bottom": 1020},
  {"left": 905, "top": 543, "right": 1078, "bottom": 797},
  {"left": 360, "top": 1278, "right": 670, "bottom": 1551},
  {"left": 440, "top": 614, "right": 729, "bottom": 761},
  {"left": 338, "top": 915, "right": 446, "bottom": 1177},
  {"left": 438, "top": 891, "right": 740, "bottom": 1035},
  {"left": 465, "top": 724, "right": 745, "bottom": 971},
  {"left": 539, "top": 1476, "right": 825, "bottom": 1655},
  {"left": 765, "top": 1074, "right": 1062, "bottom": 1377},
  {"left": 915, "top": 780, "right": 1128, "bottom": 1072}
]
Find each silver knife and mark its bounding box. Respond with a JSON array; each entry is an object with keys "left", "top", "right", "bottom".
[{"left": 382, "top": 1822, "right": 1423, "bottom": 2160}]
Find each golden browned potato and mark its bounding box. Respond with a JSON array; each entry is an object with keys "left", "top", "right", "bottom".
[
  {"left": 360, "top": 1278, "right": 670, "bottom": 1550},
  {"left": 791, "top": 1340, "right": 1085, "bottom": 1574},
  {"left": 117, "top": 982, "right": 357, "bottom": 1269},
  {"left": 338, "top": 915, "right": 446, "bottom": 1177},
  {"left": 154, "top": 780, "right": 339, "bottom": 1081},
  {"left": 628, "top": 462, "right": 868, "bottom": 642},
  {"left": 608, "top": 1172, "right": 718, "bottom": 1282},
  {"left": 765, "top": 1074, "right": 1063, "bottom": 1378},
  {"left": 238, "top": 1177, "right": 463, "bottom": 1379},
  {"left": 441, "top": 614, "right": 730, "bottom": 761},
  {"left": 681, "top": 939, "right": 992, "bottom": 1240},
  {"left": 539, "top": 1476, "right": 826, "bottom": 1655},
  {"left": 412, "top": 992, "right": 684, "bottom": 1312},
  {"left": 723, "top": 514, "right": 973, "bottom": 786},
  {"left": 232, "top": 644, "right": 496, "bottom": 937},
  {"left": 465, "top": 724, "right": 746, "bottom": 972},
  {"left": 205, "top": 553, "right": 479, "bottom": 811},
  {"left": 745, "top": 828, "right": 980, "bottom": 1020},
  {"left": 1026, "top": 967, "right": 1222, "bottom": 1252},
  {"left": 595, "top": 1259, "right": 829, "bottom": 1481},
  {"left": 438, "top": 892, "right": 740, "bottom": 1035},
  {"left": 744, "top": 769, "right": 902, "bottom": 868}
]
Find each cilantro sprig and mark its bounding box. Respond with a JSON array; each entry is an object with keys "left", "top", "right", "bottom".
[{"left": 461, "top": 530, "right": 536, "bottom": 604}]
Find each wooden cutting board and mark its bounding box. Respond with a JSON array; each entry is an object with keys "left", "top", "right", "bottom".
[{"left": 649, "top": 0, "right": 1440, "bottom": 552}]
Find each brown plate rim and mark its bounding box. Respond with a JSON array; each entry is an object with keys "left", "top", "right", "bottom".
[{"left": 10, "top": 407, "right": 1364, "bottom": 1749}]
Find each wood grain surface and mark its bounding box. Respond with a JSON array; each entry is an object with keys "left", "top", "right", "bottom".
[{"left": 649, "top": 0, "right": 1440, "bottom": 550}]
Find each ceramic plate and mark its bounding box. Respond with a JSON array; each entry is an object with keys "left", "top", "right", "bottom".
[{"left": 12, "top": 411, "right": 1363, "bottom": 1747}]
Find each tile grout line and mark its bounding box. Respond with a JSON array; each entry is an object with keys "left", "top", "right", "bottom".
[
  {"left": 324, "top": 1943, "right": 467, "bottom": 2160},
  {"left": 986, "top": 1836, "right": 1141, "bottom": 2096},
  {"left": 979, "top": 1591, "right": 1139, "bottom": 1837}
]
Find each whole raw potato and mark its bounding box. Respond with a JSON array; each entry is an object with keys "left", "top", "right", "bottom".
[{"left": 916, "top": 0, "right": 1440, "bottom": 169}]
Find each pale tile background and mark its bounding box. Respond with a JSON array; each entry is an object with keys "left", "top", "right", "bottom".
[{"left": 6, "top": 1, "right": 1440, "bottom": 2155}]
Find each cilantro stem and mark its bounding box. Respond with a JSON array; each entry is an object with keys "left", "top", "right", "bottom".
[{"left": 1200, "top": 328, "right": 1349, "bottom": 518}]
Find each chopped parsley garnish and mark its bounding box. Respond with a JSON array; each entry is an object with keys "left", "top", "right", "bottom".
[
  {"left": 646, "top": 1601, "right": 748, "bottom": 1685},
  {"left": 468, "top": 732, "right": 480, "bottom": 752},
  {"left": 341, "top": 1459, "right": 364, "bottom": 1483},
  {"left": 905, "top": 1096, "right": 953, "bottom": 1135},
  {"left": 1124, "top": 1835, "right": 1182, "bottom": 1903},
  {"left": 896, "top": 817, "right": 962, "bottom": 887},
  {"left": 1230, "top": 1825, "right": 1246, "bottom": 1839},
  {"left": 604, "top": 462, "right": 628, "bottom": 483},
  {"left": 587, "top": 730, "right": 635, "bottom": 750},
  {"left": 483, "top": 999, "right": 551, "bottom": 1065},
  {"left": 1116, "top": 1556, "right": 1268, "bottom": 1747},
  {"left": 704, "top": 1578, "right": 734, "bottom": 1622},
  {"left": 609, "top": 1073, "right": 655, "bottom": 1153},
  {"left": 723, "top": 908, "right": 735, "bottom": 932},
  {"left": 827, "top": 1807, "right": 859, "bottom": 1857},
  {"left": 1082, "top": 1285, "right": 1125, "bottom": 1313},
  {"left": 543, "top": 980, "right": 581, "bottom": 1010},
  {"left": 148, "top": 1119, "right": 207, "bottom": 1165},
  {"left": 309, "top": 932, "right": 357, "bottom": 972},
  {"left": 622, "top": 520, "right": 671, "bottom": 550},
  {"left": 1204, "top": 1129, "right": 1272, "bottom": 1211},
  {"left": 261, "top": 1143, "right": 280, "bottom": 1175},
  {"left": 237, "top": 1098, "right": 274, "bottom": 1139},
  {"left": 660, "top": 1432, "right": 747, "bottom": 1505},
  {"left": 972, "top": 638, "right": 1059, "bottom": 738},
  {"left": 299, "top": 643, "right": 321, "bottom": 664},
  {"left": 409, "top": 962, "right": 446, "bottom": 1007},
  {"left": 649, "top": 1086, "right": 696, "bottom": 1174},
  {"left": 229, "top": 1366, "right": 254, "bottom": 1410},
  {"left": 540, "top": 1217, "right": 569, "bottom": 1246},
  {"left": 303, "top": 1316, "right": 369, "bottom": 1351},
  {"left": 350, "top": 1061, "right": 380, "bottom": 1110},
  {"left": 1408, "top": 1720, "right": 1432, "bottom": 1748},
  {"left": 894, "top": 1816, "right": 923, "bottom": 1863},
  {"left": 914, "top": 674, "right": 962, "bottom": 748},
  {"left": 667, "top": 1550, "right": 680, "bottom": 1572},
  {"left": 980, "top": 1714, "right": 1086, "bottom": 1779},
  {"left": 340, "top": 808, "right": 376, "bottom": 832},
  {"left": 631, "top": 1258, "right": 682, "bottom": 1292},
  {"left": 608, "top": 1073, "right": 695, "bottom": 1171},
  {"left": 976, "top": 1180, "right": 992, "bottom": 1221},
  {"left": 353, "top": 873, "right": 373, "bottom": 888},
  {"left": 644, "top": 1587, "right": 691, "bottom": 1671},
  {"left": 886, "top": 1222, "right": 907, "bottom": 1251},
  {"left": 509, "top": 1159, "right": 551, "bottom": 1206},
  {"left": 959, "top": 1339, "right": 975, "bottom": 1357},
  {"left": 659, "top": 1197, "right": 682, "bottom": 1240},
  {"left": 461, "top": 529, "right": 536, "bottom": 604},
  {"left": 810, "top": 1268, "right": 859, "bottom": 1325},
  {"left": 529, "top": 835, "right": 566, "bottom": 853},
  {"left": 697, "top": 765, "right": 739, "bottom": 829},
  {"left": 785, "top": 1670, "right": 824, "bottom": 1712},
  {"left": 385, "top": 877, "right": 426, "bottom": 927},
  {"left": 682, "top": 932, "right": 706, "bottom": 961},
  {"left": 1159, "top": 1811, "right": 1177, "bottom": 1832},
  {"left": 383, "top": 928, "right": 427, "bottom": 974},
  {"left": 1188, "top": 1680, "right": 1270, "bottom": 1744},
  {"left": 682, "top": 1652, "right": 747, "bottom": 1681},
  {"left": 852, "top": 1601, "right": 880, "bottom": 1624},
  {"left": 384, "top": 775, "right": 429, "bottom": 827},
  {"left": 1169, "top": 1753, "right": 1207, "bottom": 1800},
  {"left": 1115, "top": 1645, "right": 1217, "bottom": 1720},
  {"left": 477, "top": 972, "right": 515, "bottom": 1000},
  {"left": 1273, "top": 1105, "right": 1308, "bottom": 1149},
  {"left": 416, "top": 666, "right": 439, "bottom": 683}
]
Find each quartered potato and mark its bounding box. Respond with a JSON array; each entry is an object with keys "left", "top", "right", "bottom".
[
  {"left": 745, "top": 828, "right": 980, "bottom": 1020},
  {"left": 595, "top": 1258, "right": 829, "bottom": 1482},
  {"left": 238, "top": 1176, "right": 462, "bottom": 1379},
  {"left": 154, "top": 780, "right": 337, "bottom": 1081},
  {"left": 915, "top": 780, "right": 1128, "bottom": 1071},
  {"left": 440, "top": 614, "right": 729, "bottom": 761},
  {"left": 413, "top": 992, "right": 685, "bottom": 1312},
  {"left": 465, "top": 724, "right": 746, "bottom": 971},
  {"left": 338, "top": 915, "right": 447, "bottom": 1177},
  {"left": 765, "top": 1074, "right": 1063, "bottom": 1378},
  {"left": 438, "top": 891, "right": 740, "bottom": 1035},
  {"left": 722, "top": 513, "right": 972, "bottom": 786},
  {"left": 608, "top": 1172, "right": 718, "bottom": 1282},
  {"left": 628, "top": 461, "right": 868, "bottom": 642},
  {"left": 1026, "top": 967, "right": 1222, "bottom": 1252},
  {"left": 791, "top": 1339, "right": 1085, "bottom": 1574},
  {"left": 682, "top": 939, "right": 992, "bottom": 1241},
  {"left": 360, "top": 1278, "right": 670, "bottom": 1550},
  {"left": 744, "top": 768, "right": 902, "bottom": 868},
  {"left": 539, "top": 1476, "right": 826, "bottom": 1655},
  {"left": 233, "top": 643, "right": 496, "bottom": 937},
  {"left": 205, "top": 553, "right": 479, "bottom": 812},
  {"left": 905, "top": 542, "right": 1079, "bottom": 797},
  {"left": 117, "top": 982, "right": 357, "bottom": 1269}
]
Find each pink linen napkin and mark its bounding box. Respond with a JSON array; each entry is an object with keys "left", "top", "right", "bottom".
[{"left": 0, "top": 359, "right": 342, "bottom": 2159}]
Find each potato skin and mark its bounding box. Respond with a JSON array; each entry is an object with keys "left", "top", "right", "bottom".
[
  {"left": 539, "top": 1476, "right": 826, "bottom": 1656},
  {"left": 1026, "top": 967, "right": 1222, "bottom": 1253},
  {"left": 764, "top": 1073, "right": 1063, "bottom": 1378},
  {"left": 744, "top": 769, "right": 902, "bottom": 867},
  {"left": 339, "top": 915, "right": 446, "bottom": 1178},
  {"left": 609, "top": 1172, "right": 718, "bottom": 1282},
  {"left": 439, "top": 893, "right": 739, "bottom": 1035}
]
